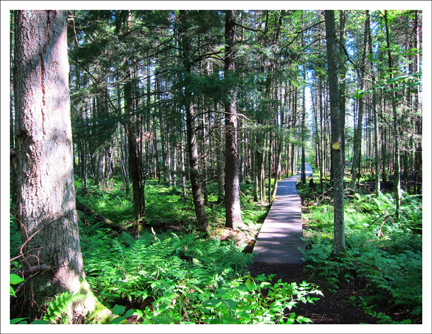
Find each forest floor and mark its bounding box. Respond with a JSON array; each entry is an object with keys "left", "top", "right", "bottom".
[{"left": 247, "top": 261, "right": 378, "bottom": 324}]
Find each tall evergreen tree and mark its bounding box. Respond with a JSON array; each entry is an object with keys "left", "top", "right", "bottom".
[
  {"left": 324, "top": 10, "right": 345, "bottom": 256},
  {"left": 13, "top": 10, "right": 105, "bottom": 320},
  {"left": 224, "top": 10, "right": 243, "bottom": 229}
]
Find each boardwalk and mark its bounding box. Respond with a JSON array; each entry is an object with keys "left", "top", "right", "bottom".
[{"left": 252, "top": 163, "right": 313, "bottom": 264}]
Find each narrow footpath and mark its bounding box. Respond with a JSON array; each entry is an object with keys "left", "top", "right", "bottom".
[{"left": 252, "top": 163, "right": 313, "bottom": 264}]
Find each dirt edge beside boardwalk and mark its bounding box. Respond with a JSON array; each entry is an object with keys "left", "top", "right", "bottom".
[{"left": 247, "top": 261, "right": 379, "bottom": 324}]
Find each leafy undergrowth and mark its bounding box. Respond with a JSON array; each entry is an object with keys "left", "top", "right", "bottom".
[
  {"left": 297, "top": 172, "right": 422, "bottom": 324},
  {"left": 10, "top": 176, "right": 322, "bottom": 325},
  {"left": 79, "top": 229, "right": 321, "bottom": 324}
]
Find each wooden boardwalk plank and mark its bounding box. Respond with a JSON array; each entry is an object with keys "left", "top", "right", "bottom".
[{"left": 252, "top": 163, "right": 313, "bottom": 264}]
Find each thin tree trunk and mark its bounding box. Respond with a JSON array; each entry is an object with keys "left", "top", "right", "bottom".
[
  {"left": 181, "top": 136, "right": 187, "bottom": 198},
  {"left": 268, "top": 123, "right": 273, "bottom": 200},
  {"left": 413, "top": 10, "right": 422, "bottom": 195},
  {"left": 271, "top": 90, "right": 283, "bottom": 201},
  {"left": 96, "top": 147, "right": 105, "bottom": 187},
  {"left": 301, "top": 25, "right": 307, "bottom": 184},
  {"left": 319, "top": 80, "right": 324, "bottom": 192},
  {"left": 339, "top": 10, "right": 347, "bottom": 169},
  {"left": 179, "top": 11, "right": 209, "bottom": 232},
  {"left": 215, "top": 110, "right": 225, "bottom": 202},
  {"left": 350, "top": 11, "right": 369, "bottom": 190},
  {"left": 172, "top": 141, "right": 177, "bottom": 189},
  {"left": 202, "top": 110, "right": 208, "bottom": 205},
  {"left": 368, "top": 11, "right": 381, "bottom": 195},
  {"left": 384, "top": 10, "right": 401, "bottom": 217}
]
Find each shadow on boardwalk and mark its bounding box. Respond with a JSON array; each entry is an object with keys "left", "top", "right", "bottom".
[{"left": 252, "top": 163, "right": 313, "bottom": 264}]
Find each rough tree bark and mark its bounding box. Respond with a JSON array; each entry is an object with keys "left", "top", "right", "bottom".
[
  {"left": 215, "top": 110, "right": 225, "bottom": 203},
  {"left": 367, "top": 10, "right": 381, "bottom": 195},
  {"left": 338, "top": 10, "right": 347, "bottom": 169},
  {"left": 301, "top": 21, "right": 307, "bottom": 185},
  {"left": 350, "top": 11, "right": 369, "bottom": 190},
  {"left": 13, "top": 10, "right": 107, "bottom": 321},
  {"left": 224, "top": 10, "right": 243, "bottom": 229},
  {"left": 324, "top": 10, "right": 345, "bottom": 256},
  {"left": 384, "top": 10, "right": 401, "bottom": 217},
  {"left": 122, "top": 11, "right": 145, "bottom": 222},
  {"left": 179, "top": 10, "right": 209, "bottom": 233}
]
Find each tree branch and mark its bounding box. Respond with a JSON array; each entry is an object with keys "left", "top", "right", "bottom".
[{"left": 235, "top": 22, "right": 264, "bottom": 33}]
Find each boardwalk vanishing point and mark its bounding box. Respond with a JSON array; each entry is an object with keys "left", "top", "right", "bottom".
[{"left": 252, "top": 163, "right": 313, "bottom": 264}]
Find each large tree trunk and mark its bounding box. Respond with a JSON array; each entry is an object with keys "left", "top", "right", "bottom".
[
  {"left": 325, "top": 10, "right": 345, "bottom": 256},
  {"left": 13, "top": 10, "right": 105, "bottom": 321}
]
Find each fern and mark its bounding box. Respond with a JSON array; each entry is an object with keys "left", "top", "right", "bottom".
[{"left": 44, "top": 291, "right": 85, "bottom": 324}]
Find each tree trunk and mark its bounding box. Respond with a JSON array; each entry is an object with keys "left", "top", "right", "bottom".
[
  {"left": 224, "top": 10, "right": 243, "bottom": 229},
  {"left": 185, "top": 100, "right": 209, "bottom": 232},
  {"left": 271, "top": 94, "right": 284, "bottom": 201},
  {"left": 339, "top": 10, "right": 347, "bottom": 169},
  {"left": 384, "top": 10, "right": 401, "bottom": 217},
  {"left": 172, "top": 141, "right": 177, "bottom": 189},
  {"left": 301, "top": 26, "right": 307, "bottom": 184},
  {"left": 325, "top": 10, "right": 345, "bottom": 256},
  {"left": 122, "top": 12, "right": 145, "bottom": 222},
  {"left": 319, "top": 79, "right": 324, "bottom": 192},
  {"left": 96, "top": 147, "right": 105, "bottom": 187},
  {"left": 120, "top": 124, "right": 130, "bottom": 194},
  {"left": 413, "top": 10, "right": 422, "bottom": 195},
  {"left": 202, "top": 109, "right": 209, "bottom": 205},
  {"left": 368, "top": 11, "right": 380, "bottom": 195},
  {"left": 179, "top": 11, "right": 209, "bottom": 233},
  {"left": 268, "top": 123, "right": 273, "bottom": 200},
  {"left": 215, "top": 111, "right": 225, "bottom": 203},
  {"left": 13, "top": 10, "right": 104, "bottom": 321},
  {"left": 350, "top": 11, "right": 369, "bottom": 190},
  {"left": 125, "top": 78, "right": 145, "bottom": 221},
  {"left": 181, "top": 136, "right": 187, "bottom": 198}
]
